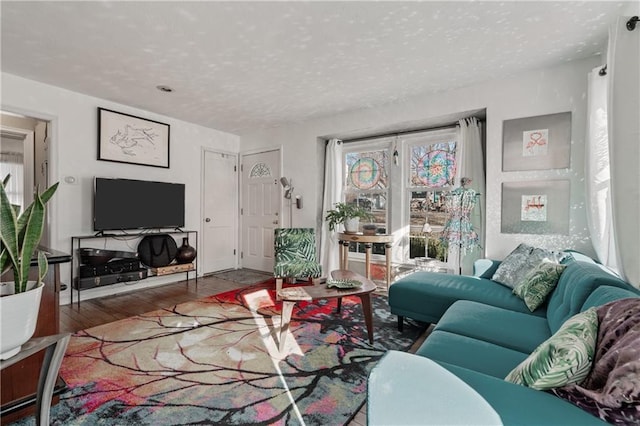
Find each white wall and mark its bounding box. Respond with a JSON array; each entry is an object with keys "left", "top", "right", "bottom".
[
  {"left": 1, "top": 72, "right": 240, "bottom": 304},
  {"left": 241, "top": 56, "right": 602, "bottom": 261}
]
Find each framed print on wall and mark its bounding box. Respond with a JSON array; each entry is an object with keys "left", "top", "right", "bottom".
[
  {"left": 502, "top": 112, "right": 571, "bottom": 171},
  {"left": 98, "top": 108, "right": 170, "bottom": 168},
  {"left": 501, "top": 180, "right": 570, "bottom": 235}
]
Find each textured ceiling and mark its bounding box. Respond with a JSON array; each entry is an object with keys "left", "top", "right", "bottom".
[{"left": 0, "top": 1, "right": 632, "bottom": 135}]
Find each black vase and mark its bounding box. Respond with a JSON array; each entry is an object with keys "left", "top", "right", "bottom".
[{"left": 176, "top": 237, "right": 197, "bottom": 264}]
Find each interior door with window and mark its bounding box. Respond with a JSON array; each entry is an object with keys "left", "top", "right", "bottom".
[
  {"left": 202, "top": 149, "right": 238, "bottom": 274},
  {"left": 240, "top": 149, "right": 281, "bottom": 272}
]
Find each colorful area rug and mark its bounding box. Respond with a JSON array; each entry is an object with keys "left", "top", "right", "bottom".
[{"left": 28, "top": 283, "right": 424, "bottom": 425}]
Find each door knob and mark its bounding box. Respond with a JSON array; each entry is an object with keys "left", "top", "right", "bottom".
[
  {"left": 273, "top": 220, "right": 279, "bottom": 225},
  {"left": 205, "top": 218, "right": 211, "bottom": 222}
]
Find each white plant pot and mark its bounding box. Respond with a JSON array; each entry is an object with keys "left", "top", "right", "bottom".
[
  {"left": 344, "top": 217, "right": 360, "bottom": 233},
  {"left": 0, "top": 281, "right": 43, "bottom": 360}
]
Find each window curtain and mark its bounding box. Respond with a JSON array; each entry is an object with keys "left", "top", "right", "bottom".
[
  {"left": 0, "top": 152, "right": 25, "bottom": 210},
  {"left": 586, "top": 66, "right": 617, "bottom": 270},
  {"left": 319, "top": 138, "right": 343, "bottom": 275},
  {"left": 447, "top": 118, "right": 484, "bottom": 275},
  {"left": 607, "top": 16, "right": 640, "bottom": 287}
]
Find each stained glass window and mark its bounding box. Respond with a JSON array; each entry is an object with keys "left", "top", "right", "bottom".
[
  {"left": 249, "top": 162, "right": 271, "bottom": 178},
  {"left": 410, "top": 142, "right": 457, "bottom": 188},
  {"left": 346, "top": 150, "right": 388, "bottom": 190},
  {"left": 343, "top": 149, "right": 389, "bottom": 255}
]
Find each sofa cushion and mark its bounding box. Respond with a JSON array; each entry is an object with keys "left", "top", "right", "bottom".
[
  {"left": 416, "top": 330, "right": 529, "bottom": 378},
  {"left": 513, "top": 261, "right": 567, "bottom": 312},
  {"left": 581, "top": 285, "right": 640, "bottom": 311},
  {"left": 434, "top": 300, "right": 551, "bottom": 354},
  {"left": 389, "top": 271, "right": 542, "bottom": 325},
  {"left": 552, "top": 298, "right": 640, "bottom": 424},
  {"left": 437, "top": 361, "right": 608, "bottom": 425},
  {"left": 492, "top": 243, "right": 565, "bottom": 289},
  {"left": 546, "top": 260, "right": 636, "bottom": 333},
  {"left": 474, "top": 258, "right": 501, "bottom": 278},
  {"left": 505, "top": 308, "right": 598, "bottom": 390}
]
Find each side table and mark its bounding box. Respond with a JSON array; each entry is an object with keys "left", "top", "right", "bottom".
[
  {"left": 337, "top": 233, "right": 393, "bottom": 288},
  {"left": 0, "top": 333, "right": 71, "bottom": 426}
]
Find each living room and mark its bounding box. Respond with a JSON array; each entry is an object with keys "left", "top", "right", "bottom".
[{"left": 1, "top": 1, "right": 639, "bottom": 425}]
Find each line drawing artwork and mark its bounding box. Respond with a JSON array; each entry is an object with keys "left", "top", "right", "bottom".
[
  {"left": 521, "top": 194, "right": 547, "bottom": 221},
  {"left": 98, "top": 108, "right": 170, "bottom": 168},
  {"left": 109, "top": 124, "right": 159, "bottom": 157},
  {"left": 522, "top": 129, "right": 548, "bottom": 157}
]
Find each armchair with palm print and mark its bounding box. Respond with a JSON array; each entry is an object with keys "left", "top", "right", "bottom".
[{"left": 273, "top": 228, "right": 323, "bottom": 295}]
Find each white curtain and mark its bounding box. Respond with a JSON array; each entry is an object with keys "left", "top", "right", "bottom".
[
  {"left": 0, "top": 152, "right": 25, "bottom": 210},
  {"left": 607, "top": 17, "right": 640, "bottom": 287},
  {"left": 319, "top": 139, "right": 343, "bottom": 276},
  {"left": 586, "top": 66, "right": 617, "bottom": 270},
  {"left": 447, "top": 118, "right": 484, "bottom": 275}
]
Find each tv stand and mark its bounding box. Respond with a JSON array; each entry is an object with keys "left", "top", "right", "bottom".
[{"left": 70, "top": 230, "right": 198, "bottom": 305}]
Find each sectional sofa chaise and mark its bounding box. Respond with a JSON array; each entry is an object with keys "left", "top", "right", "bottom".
[{"left": 382, "top": 246, "right": 640, "bottom": 424}]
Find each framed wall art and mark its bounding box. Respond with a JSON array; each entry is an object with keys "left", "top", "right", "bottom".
[
  {"left": 502, "top": 112, "right": 571, "bottom": 171},
  {"left": 501, "top": 180, "right": 570, "bottom": 235},
  {"left": 98, "top": 108, "right": 170, "bottom": 168}
]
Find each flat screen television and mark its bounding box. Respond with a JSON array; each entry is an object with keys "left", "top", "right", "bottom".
[{"left": 94, "top": 177, "right": 185, "bottom": 231}]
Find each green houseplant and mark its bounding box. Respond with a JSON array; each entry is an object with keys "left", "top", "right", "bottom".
[
  {"left": 0, "top": 175, "right": 58, "bottom": 359},
  {"left": 325, "top": 202, "right": 374, "bottom": 233}
]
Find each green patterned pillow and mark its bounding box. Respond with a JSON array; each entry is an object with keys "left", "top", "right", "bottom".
[
  {"left": 505, "top": 308, "right": 598, "bottom": 390},
  {"left": 491, "top": 243, "right": 565, "bottom": 289},
  {"left": 513, "top": 262, "right": 567, "bottom": 312}
]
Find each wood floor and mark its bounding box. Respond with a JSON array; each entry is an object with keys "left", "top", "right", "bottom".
[
  {"left": 58, "top": 273, "right": 427, "bottom": 426},
  {"left": 59, "top": 274, "right": 248, "bottom": 333}
]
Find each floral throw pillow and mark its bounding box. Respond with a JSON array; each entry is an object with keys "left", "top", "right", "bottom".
[
  {"left": 505, "top": 308, "right": 598, "bottom": 390},
  {"left": 513, "top": 262, "right": 567, "bottom": 312},
  {"left": 492, "top": 243, "right": 565, "bottom": 289}
]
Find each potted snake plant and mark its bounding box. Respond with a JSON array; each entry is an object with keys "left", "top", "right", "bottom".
[{"left": 0, "top": 175, "right": 58, "bottom": 359}]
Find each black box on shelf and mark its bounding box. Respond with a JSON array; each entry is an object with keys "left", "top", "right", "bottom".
[
  {"left": 73, "top": 268, "right": 148, "bottom": 290},
  {"left": 79, "top": 258, "right": 141, "bottom": 277}
]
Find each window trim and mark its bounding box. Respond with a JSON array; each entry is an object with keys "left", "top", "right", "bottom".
[{"left": 340, "top": 126, "right": 463, "bottom": 265}]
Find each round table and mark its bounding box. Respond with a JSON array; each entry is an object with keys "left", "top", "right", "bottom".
[{"left": 337, "top": 232, "right": 393, "bottom": 288}]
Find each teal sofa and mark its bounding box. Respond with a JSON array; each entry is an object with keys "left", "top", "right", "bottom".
[{"left": 386, "top": 255, "right": 640, "bottom": 424}]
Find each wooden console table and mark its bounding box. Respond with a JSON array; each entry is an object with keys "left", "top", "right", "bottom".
[
  {"left": 1, "top": 247, "right": 71, "bottom": 423},
  {"left": 0, "top": 334, "right": 71, "bottom": 426},
  {"left": 337, "top": 233, "right": 394, "bottom": 288}
]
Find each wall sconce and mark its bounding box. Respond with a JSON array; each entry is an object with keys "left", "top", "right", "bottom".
[
  {"left": 280, "top": 177, "right": 294, "bottom": 227},
  {"left": 280, "top": 177, "right": 293, "bottom": 199}
]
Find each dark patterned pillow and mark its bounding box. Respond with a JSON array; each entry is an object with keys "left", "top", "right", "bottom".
[
  {"left": 552, "top": 298, "right": 640, "bottom": 424},
  {"left": 491, "top": 243, "right": 565, "bottom": 289},
  {"left": 513, "top": 262, "right": 566, "bottom": 311}
]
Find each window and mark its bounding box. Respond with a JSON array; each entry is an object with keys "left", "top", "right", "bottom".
[
  {"left": 0, "top": 152, "right": 25, "bottom": 211},
  {"left": 343, "top": 146, "right": 389, "bottom": 255},
  {"left": 406, "top": 131, "right": 458, "bottom": 261},
  {"left": 339, "top": 128, "right": 464, "bottom": 264}
]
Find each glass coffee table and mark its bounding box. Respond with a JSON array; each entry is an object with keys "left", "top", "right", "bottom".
[{"left": 276, "top": 269, "right": 377, "bottom": 352}]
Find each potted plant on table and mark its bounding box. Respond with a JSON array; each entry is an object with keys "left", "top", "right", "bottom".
[
  {"left": 0, "top": 175, "right": 58, "bottom": 360},
  {"left": 325, "top": 202, "right": 374, "bottom": 234}
]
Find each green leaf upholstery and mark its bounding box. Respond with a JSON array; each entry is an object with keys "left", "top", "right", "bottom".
[
  {"left": 505, "top": 307, "right": 598, "bottom": 390},
  {"left": 513, "top": 262, "right": 567, "bottom": 312},
  {"left": 273, "top": 228, "right": 322, "bottom": 279}
]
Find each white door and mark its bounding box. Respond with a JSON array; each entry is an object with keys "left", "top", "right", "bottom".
[
  {"left": 241, "top": 150, "right": 281, "bottom": 272},
  {"left": 202, "top": 149, "right": 238, "bottom": 274}
]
